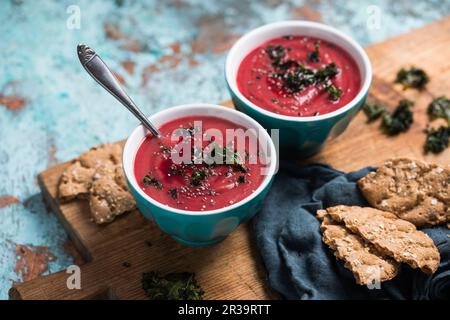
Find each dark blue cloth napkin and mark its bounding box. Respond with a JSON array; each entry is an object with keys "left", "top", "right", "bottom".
[{"left": 253, "top": 162, "right": 450, "bottom": 300}]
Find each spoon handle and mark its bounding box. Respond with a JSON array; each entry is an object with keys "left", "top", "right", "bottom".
[{"left": 77, "top": 44, "right": 161, "bottom": 138}]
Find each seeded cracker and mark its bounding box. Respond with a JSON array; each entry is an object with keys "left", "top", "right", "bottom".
[
  {"left": 325, "top": 205, "right": 440, "bottom": 274},
  {"left": 58, "top": 143, "right": 135, "bottom": 224},
  {"left": 317, "top": 210, "right": 399, "bottom": 285},
  {"left": 59, "top": 144, "right": 122, "bottom": 200},
  {"left": 59, "top": 161, "right": 95, "bottom": 200},
  {"left": 358, "top": 158, "right": 450, "bottom": 227},
  {"left": 89, "top": 164, "right": 136, "bottom": 224}
]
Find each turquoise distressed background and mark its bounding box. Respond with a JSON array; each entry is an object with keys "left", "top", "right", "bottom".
[{"left": 0, "top": 0, "right": 449, "bottom": 299}]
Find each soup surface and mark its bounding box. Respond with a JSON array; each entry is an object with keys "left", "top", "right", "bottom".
[
  {"left": 134, "top": 115, "right": 267, "bottom": 211},
  {"left": 237, "top": 35, "right": 361, "bottom": 117}
]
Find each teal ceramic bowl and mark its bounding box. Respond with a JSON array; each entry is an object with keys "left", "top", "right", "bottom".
[
  {"left": 225, "top": 21, "right": 372, "bottom": 157},
  {"left": 123, "top": 104, "right": 277, "bottom": 247}
]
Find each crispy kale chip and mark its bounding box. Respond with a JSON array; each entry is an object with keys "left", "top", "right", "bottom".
[
  {"left": 142, "top": 272, "right": 204, "bottom": 300},
  {"left": 326, "top": 85, "right": 343, "bottom": 101},
  {"left": 206, "top": 144, "right": 248, "bottom": 173},
  {"left": 143, "top": 175, "right": 163, "bottom": 189},
  {"left": 363, "top": 102, "right": 386, "bottom": 122},
  {"left": 395, "top": 66, "right": 429, "bottom": 90},
  {"left": 265, "top": 45, "right": 286, "bottom": 65},
  {"left": 427, "top": 96, "right": 450, "bottom": 124},
  {"left": 168, "top": 188, "right": 178, "bottom": 199},
  {"left": 265, "top": 42, "right": 342, "bottom": 102},
  {"left": 381, "top": 99, "right": 414, "bottom": 135},
  {"left": 424, "top": 126, "right": 450, "bottom": 154},
  {"left": 282, "top": 65, "right": 316, "bottom": 93},
  {"left": 282, "top": 63, "right": 341, "bottom": 101},
  {"left": 190, "top": 169, "right": 208, "bottom": 186},
  {"left": 307, "top": 40, "right": 320, "bottom": 63}
]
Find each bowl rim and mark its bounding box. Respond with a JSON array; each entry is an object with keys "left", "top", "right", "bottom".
[
  {"left": 225, "top": 20, "right": 372, "bottom": 122},
  {"left": 123, "top": 103, "right": 278, "bottom": 216}
]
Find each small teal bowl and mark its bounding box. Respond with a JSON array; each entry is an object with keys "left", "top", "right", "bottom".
[
  {"left": 225, "top": 21, "right": 372, "bottom": 157},
  {"left": 123, "top": 104, "right": 277, "bottom": 246}
]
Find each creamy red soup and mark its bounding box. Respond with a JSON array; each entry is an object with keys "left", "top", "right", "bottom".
[
  {"left": 237, "top": 35, "right": 361, "bottom": 117},
  {"left": 134, "top": 116, "right": 267, "bottom": 211}
]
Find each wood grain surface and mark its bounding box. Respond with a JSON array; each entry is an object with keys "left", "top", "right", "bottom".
[{"left": 10, "top": 17, "right": 450, "bottom": 300}]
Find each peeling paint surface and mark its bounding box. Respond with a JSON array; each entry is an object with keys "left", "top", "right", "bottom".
[
  {"left": 0, "top": 196, "right": 20, "bottom": 209},
  {"left": 0, "top": 0, "right": 449, "bottom": 299},
  {"left": 14, "top": 243, "right": 56, "bottom": 282}
]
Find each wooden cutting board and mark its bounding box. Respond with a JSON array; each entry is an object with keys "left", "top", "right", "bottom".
[{"left": 10, "top": 17, "right": 450, "bottom": 300}]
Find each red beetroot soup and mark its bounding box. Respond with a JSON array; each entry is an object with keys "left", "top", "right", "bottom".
[
  {"left": 134, "top": 115, "right": 267, "bottom": 211},
  {"left": 237, "top": 35, "right": 361, "bottom": 117}
]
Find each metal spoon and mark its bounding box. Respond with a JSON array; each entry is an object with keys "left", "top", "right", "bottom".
[{"left": 77, "top": 44, "right": 162, "bottom": 138}]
